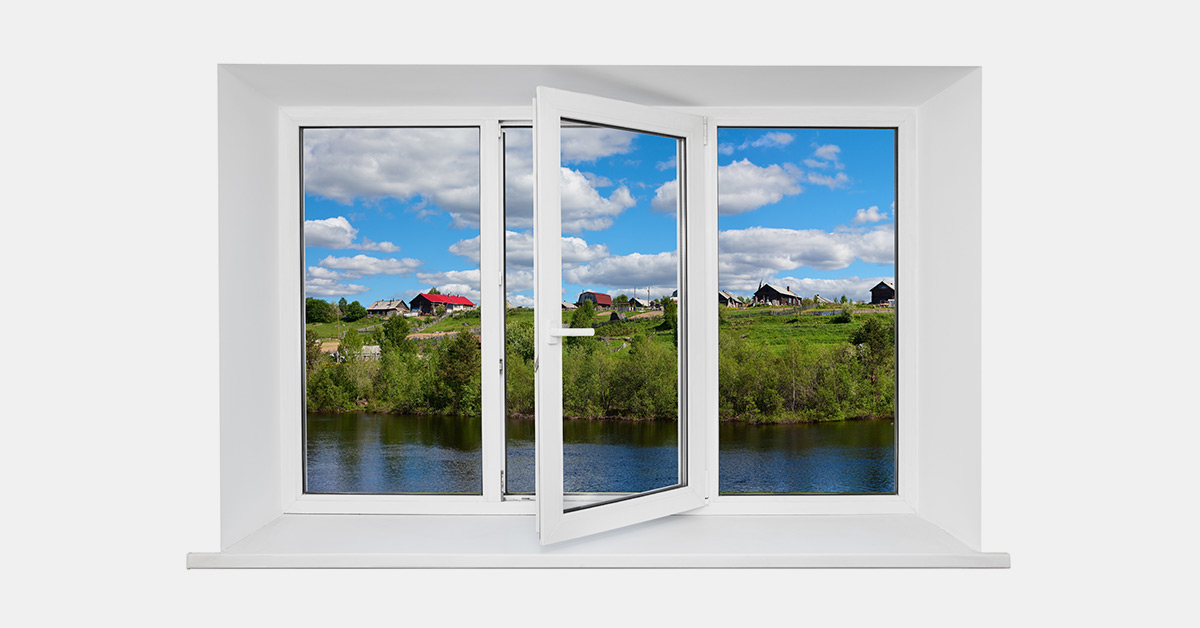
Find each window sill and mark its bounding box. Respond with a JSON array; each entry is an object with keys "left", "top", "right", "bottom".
[{"left": 187, "top": 513, "right": 1009, "bottom": 569}]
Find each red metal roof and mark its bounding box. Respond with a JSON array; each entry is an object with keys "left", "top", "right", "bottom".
[
  {"left": 416, "top": 293, "right": 475, "bottom": 306},
  {"left": 581, "top": 291, "right": 612, "bottom": 306}
]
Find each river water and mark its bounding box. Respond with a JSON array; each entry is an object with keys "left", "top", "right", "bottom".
[{"left": 306, "top": 413, "right": 895, "bottom": 495}]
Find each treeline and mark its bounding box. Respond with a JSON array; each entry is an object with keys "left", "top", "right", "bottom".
[
  {"left": 307, "top": 316, "right": 482, "bottom": 415},
  {"left": 719, "top": 316, "right": 894, "bottom": 422},
  {"left": 306, "top": 296, "right": 367, "bottom": 323},
  {"left": 307, "top": 305, "right": 895, "bottom": 423}
]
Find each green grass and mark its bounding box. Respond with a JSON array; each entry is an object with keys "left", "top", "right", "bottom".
[
  {"left": 721, "top": 308, "right": 893, "bottom": 353},
  {"left": 306, "top": 315, "right": 433, "bottom": 340}
]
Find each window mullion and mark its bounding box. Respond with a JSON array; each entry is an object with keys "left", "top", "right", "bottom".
[{"left": 480, "top": 119, "right": 505, "bottom": 502}]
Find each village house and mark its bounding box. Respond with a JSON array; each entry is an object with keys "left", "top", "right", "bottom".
[
  {"left": 629, "top": 297, "right": 653, "bottom": 310},
  {"left": 366, "top": 299, "right": 408, "bottom": 317},
  {"left": 408, "top": 293, "right": 476, "bottom": 315},
  {"left": 561, "top": 301, "right": 577, "bottom": 311},
  {"left": 813, "top": 294, "right": 835, "bottom": 306},
  {"left": 717, "top": 290, "right": 741, "bottom": 307},
  {"left": 753, "top": 283, "right": 802, "bottom": 306},
  {"left": 870, "top": 281, "right": 896, "bottom": 305},
  {"left": 577, "top": 291, "right": 613, "bottom": 310}
]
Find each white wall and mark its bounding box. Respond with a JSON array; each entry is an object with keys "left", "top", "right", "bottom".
[{"left": 5, "top": 1, "right": 1196, "bottom": 626}]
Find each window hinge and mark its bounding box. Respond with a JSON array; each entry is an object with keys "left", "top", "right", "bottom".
[
  {"left": 499, "top": 357, "right": 504, "bottom": 375},
  {"left": 500, "top": 469, "right": 506, "bottom": 496}
]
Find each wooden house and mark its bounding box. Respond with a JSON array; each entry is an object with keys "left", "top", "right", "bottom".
[
  {"left": 366, "top": 299, "right": 408, "bottom": 317},
  {"left": 752, "top": 283, "right": 802, "bottom": 306},
  {"left": 870, "top": 281, "right": 896, "bottom": 305}
]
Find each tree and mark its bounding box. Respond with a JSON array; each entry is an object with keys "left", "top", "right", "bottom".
[
  {"left": 305, "top": 297, "right": 337, "bottom": 323},
  {"left": 380, "top": 316, "right": 414, "bottom": 355},
  {"left": 342, "top": 300, "right": 367, "bottom": 322},
  {"left": 567, "top": 299, "right": 596, "bottom": 349},
  {"left": 662, "top": 298, "right": 678, "bottom": 347},
  {"left": 427, "top": 286, "right": 442, "bottom": 295},
  {"left": 338, "top": 328, "right": 364, "bottom": 362},
  {"left": 615, "top": 294, "right": 629, "bottom": 303},
  {"left": 839, "top": 294, "right": 848, "bottom": 304},
  {"left": 305, "top": 330, "right": 325, "bottom": 372},
  {"left": 337, "top": 297, "right": 348, "bottom": 309}
]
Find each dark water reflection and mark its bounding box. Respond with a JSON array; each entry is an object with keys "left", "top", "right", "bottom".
[{"left": 306, "top": 413, "right": 894, "bottom": 495}]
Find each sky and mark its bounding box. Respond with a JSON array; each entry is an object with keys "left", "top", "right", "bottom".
[{"left": 303, "top": 126, "right": 895, "bottom": 308}]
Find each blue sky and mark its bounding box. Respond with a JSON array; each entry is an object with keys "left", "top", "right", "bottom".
[{"left": 303, "top": 126, "right": 895, "bottom": 308}]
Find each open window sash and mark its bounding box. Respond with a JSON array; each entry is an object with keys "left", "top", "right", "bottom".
[{"left": 534, "top": 87, "right": 709, "bottom": 545}]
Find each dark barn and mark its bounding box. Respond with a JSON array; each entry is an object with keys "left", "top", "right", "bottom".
[
  {"left": 753, "top": 283, "right": 802, "bottom": 306},
  {"left": 870, "top": 281, "right": 896, "bottom": 305}
]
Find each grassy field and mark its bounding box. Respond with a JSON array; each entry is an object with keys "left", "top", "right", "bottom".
[
  {"left": 721, "top": 307, "right": 894, "bottom": 353},
  {"left": 307, "top": 306, "right": 893, "bottom": 348}
]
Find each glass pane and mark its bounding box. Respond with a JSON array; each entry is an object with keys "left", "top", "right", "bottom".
[
  {"left": 716, "top": 127, "right": 897, "bottom": 494},
  {"left": 302, "top": 127, "right": 483, "bottom": 494},
  {"left": 559, "top": 123, "right": 682, "bottom": 500},
  {"left": 503, "top": 124, "right": 684, "bottom": 497}
]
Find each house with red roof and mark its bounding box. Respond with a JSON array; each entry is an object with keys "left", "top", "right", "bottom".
[
  {"left": 576, "top": 291, "right": 612, "bottom": 309},
  {"left": 409, "top": 293, "right": 476, "bottom": 315}
]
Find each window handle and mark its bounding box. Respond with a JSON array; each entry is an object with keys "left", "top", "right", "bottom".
[{"left": 548, "top": 328, "right": 595, "bottom": 344}]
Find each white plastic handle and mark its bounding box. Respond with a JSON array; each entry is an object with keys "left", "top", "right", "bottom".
[{"left": 548, "top": 328, "right": 595, "bottom": 344}]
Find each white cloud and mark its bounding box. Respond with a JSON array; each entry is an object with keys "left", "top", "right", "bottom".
[
  {"left": 560, "top": 168, "right": 637, "bottom": 232},
  {"left": 450, "top": 230, "right": 609, "bottom": 268},
  {"left": 305, "top": 266, "right": 368, "bottom": 298},
  {"left": 656, "top": 156, "right": 677, "bottom": 171},
  {"left": 318, "top": 254, "right": 422, "bottom": 279},
  {"left": 803, "top": 144, "right": 846, "bottom": 172},
  {"left": 654, "top": 159, "right": 805, "bottom": 216},
  {"left": 717, "top": 144, "right": 735, "bottom": 156},
  {"left": 805, "top": 171, "right": 851, "bottom": 189},
  {"left": 738, "top": 131, "right": 795, "bottom": 151},
  {"left": 507, "top": 294, "right": 535, "bottom": 308},
  {"left": 303, "top": 216, "right": 401, "bottom": 252},
  {"left": 564, "top": 251, "right": 679, "bottom": 294},
  {"left": 415, "top": 269, "right": 482, "bottom": 304},
  {"left": 303, "top": 128, "right": 481, "bottom": 228},
  {"left": 852, "top": 205, "right": 888, "bottom": 224},
  {"left": 502, "top": 128, "right": 638, "bottom": 232},
  {"left": 813, "top": 144, "right": 841, "bottom": 161},
  {"left": 561, "top": 127, "right": 638, "bottom": 163},
  {"left": 717, "top": 159, "right": 803, "bottom": 214},
  {"left": 715, "top": 225, "right": 895, "bottom": 291}
]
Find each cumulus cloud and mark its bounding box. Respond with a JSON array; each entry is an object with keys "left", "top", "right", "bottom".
[
  {"left": 653, "top": 159, "right": 805, "bottom": 216},
  {"left": 318, "top": 254, "right": 422, "bottom": 279},
  {"left": 656, "top": 156, "right": 677, "bottom": 171},
  {"left": 805, "top": 171, "right": 850, "bottom": 190},
  {"left": 804, "top": 144, "right": 846, "bottom": 172},
  {"left": 560, "top": 168, "right": 636, "bottom": 231},
  {"left": 305, "top": 266, "right": 368, "bottom": 298},
  {"left": 715, "top": 225, "right": 895, "bottom": 291},
  {"left": 415, "top": 269, "right": 482, "bottom": 304},
  {"left": 502, "top": 129, "right": 638, "bottom": 232},
  {"left": 507, "top": 294, "right": 535, "bottom": 308},
  {"left": 738, "top": 131, "right": 795, "bottom": 151},
  {"left": 303, "top": 127, "right": 481, "bottom": 228},
  {"left": 304, "top": 216, "right": 401, "bottom": 252},
  {"left": 564, "top": 251, "right": 679, "bottom": 295},
  {"left": 449, "top": 230, "right": 609, "bottom": 268},
  {"left": 561, "top": 127, "right": 638, "bottom": 163},
  {"left": 852, "top": 205, "right": 888, "bottom": 225}
]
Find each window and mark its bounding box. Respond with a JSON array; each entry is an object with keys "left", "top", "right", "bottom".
[{"left": 192, "top": 65, "right": 1006, "bottom": 567}]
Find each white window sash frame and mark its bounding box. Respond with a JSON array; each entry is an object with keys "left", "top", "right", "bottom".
[
  {"left": 281, "top": 105, "right": 916, "bottom": 518},
  {"left": 532, "top": 87, "right": 709, "bottom": 544}
]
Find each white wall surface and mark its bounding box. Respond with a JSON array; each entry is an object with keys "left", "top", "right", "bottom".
[{"left": 3, "top": 1, "right": 1195, "bottom": 626}]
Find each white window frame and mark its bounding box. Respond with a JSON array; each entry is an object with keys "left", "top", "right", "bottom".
[{"left": 191, "top": 65, "right": 1007, "bottom": 568}]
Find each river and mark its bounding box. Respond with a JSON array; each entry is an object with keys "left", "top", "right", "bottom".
[{"left": 306, "top": 413, "right": 895, "bottom": 495}]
